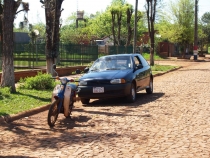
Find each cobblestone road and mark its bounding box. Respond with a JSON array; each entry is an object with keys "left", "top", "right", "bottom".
[{"left": 0, "top": 61, "right": 210, "bottom": 158}]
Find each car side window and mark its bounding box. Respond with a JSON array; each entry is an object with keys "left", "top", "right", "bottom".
[
  {"left": 134, "top": 56, "right": 141, "bottom": 66},
  {"left": 134, "top": 56, "right": 142, "bottom": 68}
]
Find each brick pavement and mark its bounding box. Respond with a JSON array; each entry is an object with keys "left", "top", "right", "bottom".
[{"left": 0, "top": 60, "right": 210, "bottom": 157}]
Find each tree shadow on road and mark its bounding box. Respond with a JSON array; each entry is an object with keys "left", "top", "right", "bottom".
[
  {"left": 0, "top": 114, "right": 123, "bottom": 151},
  {"left": 55, "top": 115, "right": 92, "bottom": 130},
  {"left": 0, "top": 92, "right": 164, "bottom": 152},
  {"left": 0, "top": 156, "right": 34, "bottom": 158}
]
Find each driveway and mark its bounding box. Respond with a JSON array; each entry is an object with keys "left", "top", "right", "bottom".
[{"left": 0, "top": 60, "right": 210, "bottom": 157}]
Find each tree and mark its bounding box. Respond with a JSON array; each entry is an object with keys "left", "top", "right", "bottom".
[
  {"left": 42, "top": 0, "right": 64, "bottom": 74},
  {"left": 171, "top": 0, "right": 194, "bottom": 57},
  {"left": 198, "top": 12, "right": 210, "bottom": 53},
  {"left": 157, "top": 0, "right": 194, "bottom": 58},
  {"left": 110, "top": 4, "right": 122, "bottom": 45},
  {"left": 0, "top": 0, "right": 29, "bottom": 92},
  {"left": 109, "top": 0, "right": 143, "bottom": 46},
  {"left": 125, "top": 3, "right": 134, "bottom": 46},
  {"left": 60, "top": 0, "right": 145, "bottom": 46},
  {"left": 60, "top": 13, "right": 95, "bottom": 44},
  {"left": 31, "top": 22, "right": 46, "bottom": 40},
  {"left": 145, "top": 0, "right": 160, "bottom": 66},
  {"left": 83, "top": 11, "right": 113, "bottom": 40}
]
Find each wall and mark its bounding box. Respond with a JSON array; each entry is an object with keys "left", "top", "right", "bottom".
[
  {"left": 158, "top": 42, "right": 175, "bottom": 57},
  {"left": 0, "top": 66, "right": 87, "bottom": 83}
]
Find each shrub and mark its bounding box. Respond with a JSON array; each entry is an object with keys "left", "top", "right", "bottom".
[{"left": 19, "top": 71, "right": 56, "bottom": 90}]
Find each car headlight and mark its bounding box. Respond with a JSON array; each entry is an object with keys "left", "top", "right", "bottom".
[
  {"left": 110, "top": 79, "right": 126, "bottom": 84},
  {"left": 79, "top": 80, "right": 87, "bottom": 86},
  {"left": 61, "top": 78, "right": 68, "bottom": 84}
]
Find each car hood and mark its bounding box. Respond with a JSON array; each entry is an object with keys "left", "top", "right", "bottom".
[{"left": 79, "top": 69, "right": 132, "bottom": 80}]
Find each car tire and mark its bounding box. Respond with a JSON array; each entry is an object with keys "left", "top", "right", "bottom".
[
  {"left": 146, "top": 78, "right": 153, "bottom": 94},
  {"left": 126, "top": 83, "right": 136, "bottom": 103},
  {"left": 81, "top": 98, "right": 90, "bottom": 104}
]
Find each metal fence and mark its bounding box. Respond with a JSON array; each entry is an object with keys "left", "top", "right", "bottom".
[
  {"left": 0, "top": 43, "right": 134, "bottom": 70},
  {"left": 108, "top": 46, "right": 133, "bottom": 55}
]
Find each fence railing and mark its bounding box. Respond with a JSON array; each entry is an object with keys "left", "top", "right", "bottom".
[{"left": 0, "top": 43, "right": 134, "bottom": 70}]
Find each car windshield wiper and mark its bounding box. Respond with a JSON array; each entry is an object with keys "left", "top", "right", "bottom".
[
  {"left": 106, "top": 68, "right": 120, "bottom": 70},
  {"left": 90, "top": 68, "right": 99, "bottom": 71}
]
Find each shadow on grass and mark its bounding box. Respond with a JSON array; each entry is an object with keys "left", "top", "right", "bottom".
[
  {"left": 0, "top": 112, "right": 8, "bottom": 116},
  {"left": 14, "top": 90, "right": 51, "bottom": 102},
  {"left": 0, "top": 90, "right": 51, "bottom": 117}
]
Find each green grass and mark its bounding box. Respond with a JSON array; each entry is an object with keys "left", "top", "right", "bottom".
[
  {"left": 0, "top": 88, "right": 51, "bottom": 116},
  {"left": 151, "top": 65, "right": 179, "bottom": 74},
  {"left": 142, "top": 52, "right": 165, "bottom": 60}
]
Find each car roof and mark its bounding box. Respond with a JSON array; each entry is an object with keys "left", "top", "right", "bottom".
[{"left": 100, "top": 54, "right": 141, "bottom": 58}]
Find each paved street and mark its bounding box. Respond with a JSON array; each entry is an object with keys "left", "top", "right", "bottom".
[{"left": 0, "top": 60, "right": 210, "bottom": 158}]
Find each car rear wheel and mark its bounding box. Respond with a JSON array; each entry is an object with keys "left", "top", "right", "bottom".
[
  {"left": 81, "top": 98, "right": 90, "bottom": 104},
  {"left": 146, "top": 78, "right": 153, "bottom": 94},
  {"left": 126, "top": 83, "right": 136, "bottom": 103}
]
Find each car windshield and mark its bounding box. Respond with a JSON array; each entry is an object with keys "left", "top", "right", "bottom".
[{"left": 90, "top": 56, "right": 132, "bottom": 71}]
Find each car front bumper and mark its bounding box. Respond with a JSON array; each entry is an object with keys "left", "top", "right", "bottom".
[{"left": 77, "top": 83, "right": 131, "bottom": 99}]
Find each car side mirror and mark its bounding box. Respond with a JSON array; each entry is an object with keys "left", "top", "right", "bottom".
[{"left": 84, "top": 67, "right": 89, "bottom": 73}]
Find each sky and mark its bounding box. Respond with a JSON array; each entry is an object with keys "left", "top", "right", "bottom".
[{"left": 14, "top": 0, "right": 210, "bottom": 26}]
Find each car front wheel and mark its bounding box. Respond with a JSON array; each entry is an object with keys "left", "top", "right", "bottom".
[
  {"left": 126, "top": 83, "right": 136, "bottom": 103},
  {"left": 81, "top": 98, "right": 90, "bottom": 104}
]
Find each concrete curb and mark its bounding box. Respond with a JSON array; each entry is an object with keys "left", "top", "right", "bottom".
[
  {"left": 153, "top": 66, "right": 183, "bottom": 77},
  {"left": 0, "top": 104, "right": 51, "bottom": 124},
  {"left": 0, "top": 66, "right": 183, "bottom": 124}
]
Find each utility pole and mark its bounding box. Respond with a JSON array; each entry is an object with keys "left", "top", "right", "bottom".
[
  {"left": 193, "top": 0, "right": 198, "bottom": 60},
  {"left": 133, "top": 0, "right": 138, "bottom": 53}
]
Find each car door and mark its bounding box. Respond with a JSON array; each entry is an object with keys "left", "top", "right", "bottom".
[
  {"left": 138, "top": 54, "right": 151, "bottom": 87},
  {"left": 133, "top": 55, "right": 145, "bottom": 89}
]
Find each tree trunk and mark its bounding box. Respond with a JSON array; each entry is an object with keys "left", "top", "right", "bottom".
[
  {"left": 45, "top": 0, "right": 63, "bottom": 74},
  {"left": 146, "top": 0, "right": 157, "bottom": 66},
  {"left": 111, "top": 12, "right": 117, "bottom": 46},
  {"left": 0, "top": 0, "right": 16, "bottom": 92},
  {"left": 150, "top": 16, "right": 155, "bottom": 66},
  {"left": 117, "top": 12, "right": 122, "bottom": 46},
  {"left": 45, "top": 0, "right": 55, "bottom": 74},
  {"left": 126, "top": 8, "right": 133, "bottom": 47},
  {"left": 150, "top": 35, "right": 155, "bottom": 66}
]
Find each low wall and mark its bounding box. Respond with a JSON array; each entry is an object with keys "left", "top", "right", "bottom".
[{"left": 0, "top": 66, "right": 87, "bottom": 83}]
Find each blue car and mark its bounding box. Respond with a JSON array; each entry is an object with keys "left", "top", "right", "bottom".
[{"left": 77, "top": 54, "right": 153, "bottom": 104}]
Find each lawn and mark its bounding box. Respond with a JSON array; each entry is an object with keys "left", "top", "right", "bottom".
[
  {"left": 151, "top": 65, "right": 178, "bottom": 75},
  {"left": 142, "top": 52, "right": 165, "bottom": 60},
  {"left": 0, "top": 88, "right": 51, "bottom": 116}
]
